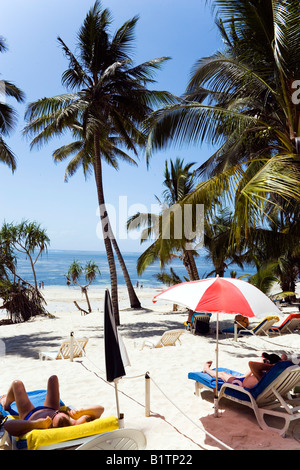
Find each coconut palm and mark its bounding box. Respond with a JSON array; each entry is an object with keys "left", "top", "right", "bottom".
[
  {"left": 145, "top": 0, "right": 300, "bottom": 240},
  {"left": 245, "top": 203, "right": 300, "bottom": 297},
  {"left": 127, "top": 158, "right": 200, "bottom": 280},
  {"left": 0, "top": 36, "right": 25, "bottom": 170},
  {"left": 204, "top": 207, "right": 245, "bottom": 277},
  {"left": 23, "top": 2, "right": 173, "bottom": 324}
]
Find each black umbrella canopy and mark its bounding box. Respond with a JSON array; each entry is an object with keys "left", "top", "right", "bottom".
[{"left": 104, "top": 289, "right": 125, "bottom": 382}]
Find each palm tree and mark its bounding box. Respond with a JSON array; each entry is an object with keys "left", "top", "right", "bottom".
[
  {"left": 144, "top": 0, "right": 300, "bottom": 239},
  {"left": 66, "top": 260, "right": 100, "bottom": 312},
  {"left": 0, "top": 220, "right": 50, "bottom": 290},
  {"left": 244, "top": 204, "right": 300, "bottom": 298},
  {"left": 0, "top": 35, "right": 25, "bottom": 170},
  {"left": 0, "top": 220, "right": 49, "bottom": 323},
  {"left": 127, "top": 158, "right": 200, "bottom": 280},
  {"left": 204, "top": 208, "right": 244, "bottom": 277},
  {"left": 23, "top": 2, "right": 173, "bottom": 324}
]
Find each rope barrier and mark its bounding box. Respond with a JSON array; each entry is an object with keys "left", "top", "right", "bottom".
[
  {"left": 74, "top": 332, "right": 299, "bottom": 449},
  {"left": 148, "top": 373, "right": 234, "bottom": 451},
  {"left": 79, "top": 353, "right": 234, "bottom": 451}
]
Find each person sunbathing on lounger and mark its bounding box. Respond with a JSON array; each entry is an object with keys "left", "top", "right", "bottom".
[
  {"left": 1, "top": 375, "right": 104, "bottom": 436},
  {"left": 203, "top": 353, "right": 287, "bottom": 389}
]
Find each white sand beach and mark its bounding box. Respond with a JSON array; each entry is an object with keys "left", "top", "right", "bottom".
[{"left": 0, "top": 284, "right": 300, "bottom": 451}]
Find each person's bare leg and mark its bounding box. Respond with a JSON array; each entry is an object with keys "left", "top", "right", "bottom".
[
  {"left": 203, "top": 361, "right": 234, "bottom": 382},
  {"left": 1, "top": 380, "right": 34, "bottom": 419},
  {"left": 43, "top": 375, "right": 60, "bottom": 410}
]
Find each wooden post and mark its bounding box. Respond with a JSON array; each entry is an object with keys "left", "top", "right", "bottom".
[
  {"left": 70, "top": 331, "right": 74, "bottom": 362},
  {"left": 145, "top": 372, "right": 150, "bottom": 417}
]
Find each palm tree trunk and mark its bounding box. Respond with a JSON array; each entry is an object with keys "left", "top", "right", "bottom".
[
  {"left": 182, "top": 249, "right": 199, "bottom": 281},
  {"left": 186, "top": 250, "right": 199, "bottom": 280},
  {"left": 94, "top": 133, "right": 120, "bottom": 325},
  {"left": 27, "top": 252, "right": 38, "bottom": 290},
  {"left": 111, "top": 238, "right": 141, "bottom": 308},
  {"left": 82, "top": 287, "right": 92, "bottom": 313},
  {"left": 182, "top": 251, "right": 194, "bottom": 280}
]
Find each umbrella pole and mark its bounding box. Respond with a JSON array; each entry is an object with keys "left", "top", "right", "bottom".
[
  {"left": 214, "top": 313, "right": 219, "bottom": 417},
  {"left": 114, "top": 381, "right": 124, "bottom": 428}
]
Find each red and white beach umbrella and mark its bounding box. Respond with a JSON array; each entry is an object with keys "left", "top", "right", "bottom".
[
  {"left": 153, "top": 277, "right": 281, "bottom": 415},
  {"left": 153, "top": 277, "right": 281, "bottom": 319}
]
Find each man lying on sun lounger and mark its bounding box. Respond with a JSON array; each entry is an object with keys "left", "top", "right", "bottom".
[
  {"left": 203, "top": 352, "right": 288, "bottom": 389},
  {"left": 1, "top": 375, "right": 104, "bottom": 437}
]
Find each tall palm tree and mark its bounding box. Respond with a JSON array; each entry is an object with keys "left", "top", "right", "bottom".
[
  {"left": 0, "top": 36, "right": 25, "bottom": 170},
  {"left": 204, "top": 208, "right": 244, "bottom": 277},
  {"left": 24, "top": 2, "right": 173, "bottom": 324},
  {"left": 145, "top": 0, "right": 300, "bottom": 240},
  {"left": 127, "top": 157, "right": 200, "bottom": 280}
]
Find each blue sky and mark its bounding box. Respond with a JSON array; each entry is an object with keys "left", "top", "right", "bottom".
[{"left": 0, "top": 0, "right": 222, "bottom": 252}]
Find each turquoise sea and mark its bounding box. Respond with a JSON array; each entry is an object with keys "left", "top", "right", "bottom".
[{"left": 14, "top": 250, "right": 256, "bottom": 288}]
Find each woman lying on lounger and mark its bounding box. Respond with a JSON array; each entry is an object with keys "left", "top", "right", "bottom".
[
  {"left": 203, "top": 353, "right": 287, "bottom": 389},
  {"left": 1, "top": 375, "right": 104, "bottom": 436}
]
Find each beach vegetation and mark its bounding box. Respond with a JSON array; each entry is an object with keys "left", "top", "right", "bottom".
[
  {"left": 143, "top": 0, "right": 300, "bottom": 295},
  {"left": 0, "top": 220, "right": 48, "bottom": 323},
  {"left": 66, "top": 259, "right": 100, "bottom": 313},
  {"left": 204, "top": 207, "right": 245, "bottom": 277},
  {"left": 0, "top": 220, "right": 49, "bottom": 290},
  {"left": 127, "top": 158, "right": 201, "bottom": 281},
  {"left": 153, "top": 268, "right": 186, "bottom": 286},
  {"left": 23, "top": 1, "right": 174, "bottom": 324},
  {"left": 242, "top": 206, "right": 300, "bottom": 299}
]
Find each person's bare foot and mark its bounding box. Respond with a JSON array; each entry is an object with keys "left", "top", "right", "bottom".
[
  {"left": 203, "top": 361, "right": 213, "bottom": 373},
  {"left": 0, "top": 395, "right": 7, "bottom": 409}
]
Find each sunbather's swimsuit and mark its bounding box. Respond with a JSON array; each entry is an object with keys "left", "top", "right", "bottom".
[
  {"left": 230, "top": 377, "right": 245, "bottom": 386},
  {"left": 24, "top": 406, "right": 58, "bottom": 421}
]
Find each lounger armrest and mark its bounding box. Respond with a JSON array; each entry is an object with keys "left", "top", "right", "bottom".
[{"left": 219, "top": 382, "right": 255, "bottom": 405}]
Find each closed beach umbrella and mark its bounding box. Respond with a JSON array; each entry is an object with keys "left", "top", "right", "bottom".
[
  {"left": 104, "top": 289, "right": 130, "bottom": 423},
  {"left": 153, "top": 277, "right": 281, "bottom": 415}
]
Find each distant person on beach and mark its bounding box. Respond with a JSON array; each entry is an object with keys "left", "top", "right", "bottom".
[
  {"left": 1, "top": 375, "right": 104, "bottom": 437},
  {"left": 203, "top": 352, "right": 288, "bottom": 389}
]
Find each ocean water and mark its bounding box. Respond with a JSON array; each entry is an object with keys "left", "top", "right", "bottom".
[{"left": 13, "top": 249, "right": 255, "bottom": 288}]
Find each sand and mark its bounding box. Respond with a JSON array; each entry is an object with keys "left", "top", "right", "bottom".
[{"left": 0, "top": 284, "right": 300, "bottom": 451}]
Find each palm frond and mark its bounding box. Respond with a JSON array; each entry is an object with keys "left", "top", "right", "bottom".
[
  {"left": 0, "top": 137, "right": 16, "bottom": 172},
  {"left": 1, "top": 80, "right": 25, "bottom": 103},
  {"left": 145, "top": 102, "right": 260, "bottom": 160},
  {"left": 0, "top": 102, "right": 19, "bottom": 135}
]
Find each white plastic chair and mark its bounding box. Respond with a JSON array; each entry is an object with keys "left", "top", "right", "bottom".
[
  {"left": 141, "top": 329, "right": 184, "bottom": 349},
  {"left": 76, "top": 428, "right": 146, "bottom": 450},
  {"left": 39, "top": 337, "right": 88, "bottom": 360}
]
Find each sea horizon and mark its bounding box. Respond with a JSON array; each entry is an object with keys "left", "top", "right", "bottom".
[{"left": 13, "top": 248, "right": 256, "bottom": 289}]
